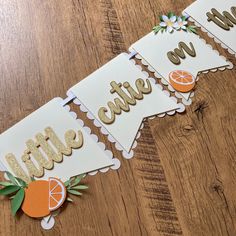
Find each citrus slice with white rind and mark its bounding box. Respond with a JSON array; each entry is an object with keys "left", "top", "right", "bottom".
[
  {"left": 169, "top": 70, "right": 195, "bottom": 93},
  {"left": 49, "top": 177, "right": 66, "bottom": 211},
  {"left": 22, "top": 177, "right": 66, "bottom": 218}
]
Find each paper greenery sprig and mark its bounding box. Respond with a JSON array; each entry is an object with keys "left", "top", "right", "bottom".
[
  {"left": 0, "top": 171, "right": 28, "bottom": 216},
  {"left": 0, "top": 172, "right": 88, "bottom": 216},
  {"left": 64, "top": 174, "right": 88, "bottom": 202},
  {"left": 153, "top": 12, "right": 197, "bottom": 34}
]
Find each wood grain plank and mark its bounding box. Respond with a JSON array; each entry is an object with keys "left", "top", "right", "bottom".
[
  {"left": 133, "top": 121, "right": 182, "bottom": 236},
  {"left": 0, "top": 0, "right": 235, "bottom": 235},
  {"left": 149, "top": 66, "right": 236, "bottom": 235},
  {"left": 0, "top": 0, "right": 181, "bottom": 235}
]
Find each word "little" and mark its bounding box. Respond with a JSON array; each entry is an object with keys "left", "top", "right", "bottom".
[{"left": 6, "top": 127, "right": 83, "bottom": 183}]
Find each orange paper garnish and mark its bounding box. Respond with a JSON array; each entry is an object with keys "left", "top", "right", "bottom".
[
  {"left": 21, "top": 177, "right": 66, "bottom": 218},
  {"left": 169, "top": 70, "right": 195, "bottom": 93}
]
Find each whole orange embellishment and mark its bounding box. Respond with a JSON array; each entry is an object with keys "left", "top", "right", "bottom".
[
  {"left": 169, "top": 70, "right": 196, "bottom": 93},
  {"left": 21, "top": 177, "right": 66, "bottom": 218}
]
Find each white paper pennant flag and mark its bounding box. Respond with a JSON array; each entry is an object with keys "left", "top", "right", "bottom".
[
  {"left": 184, "top": 0, "right": 236, "bottom": 57},
  {"left": 69, "top": 53, "right": 183, "bottom": 156},
  {"left": 130, "top": 31, "right": 231, "bottom": 100},
  {"left": 0, "top": 98, "right": 114, "bottom": 182}
]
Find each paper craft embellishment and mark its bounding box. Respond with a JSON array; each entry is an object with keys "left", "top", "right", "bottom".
[
  {"left": 22, "top": 177, "right": 67, "bottom": 218},
  {"left": 184, "top": 0, "right": 236, "bottom": 57},
  {"left": 0, "top": 98, "right": 115, "bottom": 181},
  {"left": 0, "top": 98, "right": 120, "bottom": 229},
  {"left": 0, "top": 2, "right": 234, "bottom": 230},
  {"left": 98, "top": 79, "right": 152, "bottom": 124},
  {"left": 130, "top": 15, "right": 232, "bottom": 103},
  {"left": 169, "top": 70, "right": 195, "bottom": 93},
  {"left": 0, "top": 172, "right": 88, "bottom": 218},
  {"left": 69, "top": 53, "right": 184, "bottom": 158},
  {"left": 153, "top": 12, "right": 197, "bottom": 34},
  {"left": 5, "top": 127, "right": 84, "bottom": 183}
]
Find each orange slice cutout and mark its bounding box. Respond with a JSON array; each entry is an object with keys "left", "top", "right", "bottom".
[
  {"left": 169, "top": 70, "right": 195, "bottom": 93},
  {"left": 49, "top": 177, "right": 66, "bottom": 211},
  {"left": 21, "top": 177, "right": 66, "bottom": 218}
]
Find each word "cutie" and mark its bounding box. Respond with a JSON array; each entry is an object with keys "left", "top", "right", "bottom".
[
  {"left": 98, "top": 79, "right": 152, "bottom": 124},
  {"left": 5, "top": 127, "right": 84, "bottom": 183}
]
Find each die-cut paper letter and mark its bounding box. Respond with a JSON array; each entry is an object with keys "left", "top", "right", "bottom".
[
  {"left": 184, "top": 0, "right": 236, "bottom": 56},
  {"left": 0, "top": 98, "right": 113, "bottom": 182},
  {"left": 69, "top": 53, "right": 181, "bottom": 155},
  {"left": 130, "top": 30, "right": 230, "bottom": 100}
]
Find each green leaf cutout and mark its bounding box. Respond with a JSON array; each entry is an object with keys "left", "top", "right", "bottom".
[
  {"left": 186, "top": 26, "right": 197, "bottom": 34},
  {"left": 5, "top": 172, "right": 18, "bottom": 185},
  {"left": 0, "top": 182, "right": 13, "bottom": 187},
  {"left": 65, "top": 174, "right": 88, "bottom": 201},
  {"left": 11, "top": 188, "right": 25, "bottom": 216},
  {"left": 168, "top": 12, "right": 174, "bottom": 18},
  {"left": 67, "top": 189, "right": 82, "bottom": 196},
  {"left": 9, "top": 194, "right": 16, "bottom": 200},
  {"left": 71, "top": 185, "right": 88, "bottom": 190},
  {"left": 70, "top": 175, "right": 85, "bottom": 188},
  {"left": 64, "top": 179, "right": 71, "bottom": 187},
  {"left": 153, "top": 26, "right": 162, "bottom": 34},
  {"left": 187, "top": 27, "right": 192, "bottom": 32},
  {"left": 0, "top": 186, "right": 20, "bottom": 196},
  {"left": 15, "top": 177, "right": 27, "bottom": 188},
  {"left": 161, "top": 28, "right": 165, "bottom": 33},
  {"left": 30, "top": 176, "right": 35, "bottom": 182},
  {"left": 66, "top": 197, "right": 73, "bottom": 202}
]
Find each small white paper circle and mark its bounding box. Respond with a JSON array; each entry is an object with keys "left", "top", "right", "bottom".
[
  {"left": 111, "top": 158, "right": 121, "bottom": 170},
  {"left": 41, "top": 216, "right": 55, "bottom": 230}
]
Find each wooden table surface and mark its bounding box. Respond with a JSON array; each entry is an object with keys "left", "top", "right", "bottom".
[{"left": 0, "top": 0, "right": 235, "bottom": 235}]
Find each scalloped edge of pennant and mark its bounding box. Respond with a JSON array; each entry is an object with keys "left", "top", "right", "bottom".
[
  {"left": 62, "top": 100, "right": 121, "bottom": 175},
  {"left": 186, "top": 16, "right": 236, "bottom": 58},
  {"left": 130, "top": 51, "right": 195, "bottom": 105},
  {"left": 129, "top": 32, "right": 233, "bottom": 104},
  {"left": 0, "top": 98, "right": 121, "bottom": 230},
  {"left": 0, "top": 100, "right": 121, "bottom": 179},
  {"left": 38, "top": 101, "right": 122, "bottom": 230},
  {"left": 71, "top": 55, "right": 186, "bottom": 159}
]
